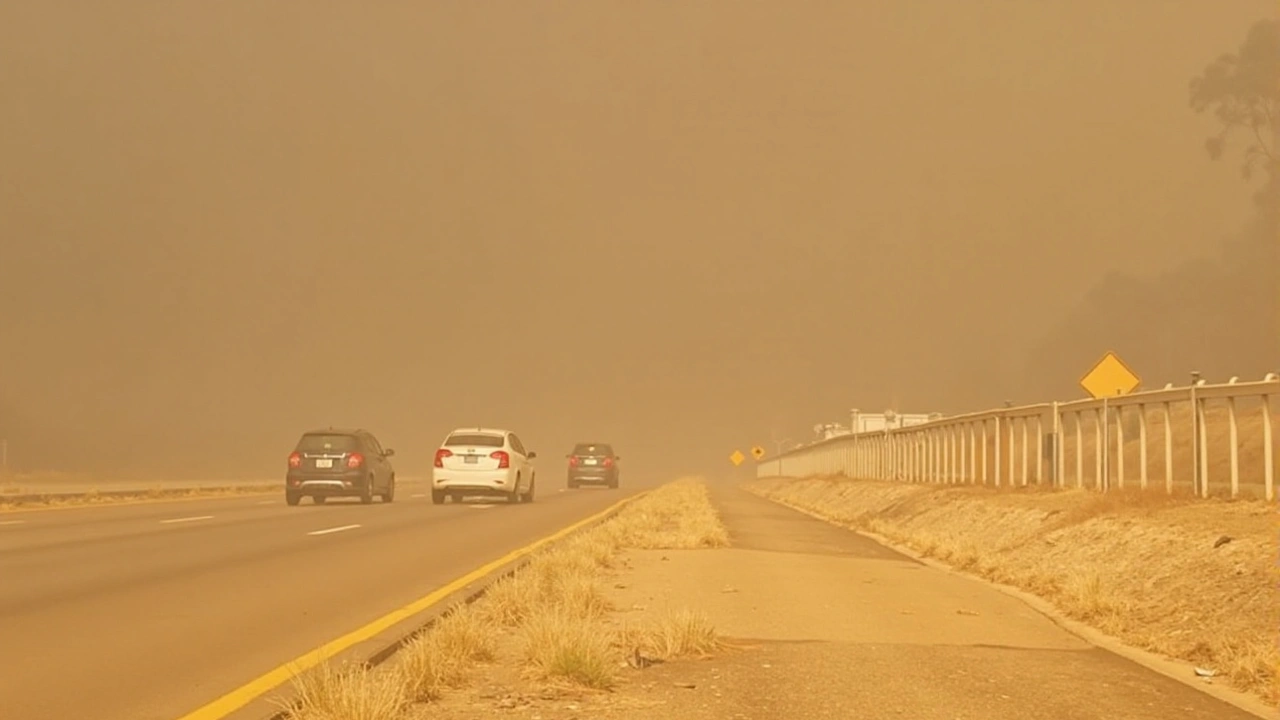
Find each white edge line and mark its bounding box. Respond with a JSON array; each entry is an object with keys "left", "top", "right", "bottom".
[
  {"left": 160, "top": 515, "right": 215, "bottom": 524},
  {"left": 0, "top": 519, "right": 25, "bottom": 526},
  {"left": 307, "top": 524, "right": 361, "bottom": 536}
]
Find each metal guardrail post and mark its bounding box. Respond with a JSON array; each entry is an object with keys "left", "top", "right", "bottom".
[{"left": 771, "top": 372, "right": 1275, "bottom": 499}]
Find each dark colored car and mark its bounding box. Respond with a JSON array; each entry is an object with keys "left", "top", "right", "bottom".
[
  {"left": 285, "top": 428, "right": 397, "bottom": 505},
  {"left": 566, "top": 442, "right": 620, "bottom": 488}
]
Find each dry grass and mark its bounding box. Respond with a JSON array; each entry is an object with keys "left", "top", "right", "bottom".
[
  {"left": 618, "top": 606, "right": 721, "bottom": 661},
  {"left": 280, "top": 476, "right": 730, "bottom": 719},
  {"left": 281, "top": 661, "right": 408, "bottom": 720},
  {"left": 397, "top": 602, "right": 500, "bottom": 702},
  {"left": 606, "top": 477, "right": 731, "bottom": 549},
  {"left": 0, "top": 483, "right": 277, "bottom": 511},
  {"left": 518, "top": 609, "right": 619, "bottom": 689},
  {"left": 747, "top": 476, "right": 1279, "bottom": 705}
]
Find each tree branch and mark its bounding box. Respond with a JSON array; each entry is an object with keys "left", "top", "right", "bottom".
[{"left": 1249, "top": 122, "right": 1275, "bottom": 162}]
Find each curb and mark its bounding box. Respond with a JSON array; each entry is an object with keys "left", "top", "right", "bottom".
[
  {"left": 749, "top": 488, "right": 1276, "bottom": 720},
  {"left": 240, "top": 490, "right": 651, "bottom": 720}
]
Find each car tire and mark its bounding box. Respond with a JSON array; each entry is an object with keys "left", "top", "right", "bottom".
[
  {"left": 382, "top": 476, "right": 395, "bottom": 503},
  {"left": 313, "top": 495, "right": 326, "bottom": 505},
  {"left": 360, "top": 478, "right": 374, "bottom": 505},
  {"left": 567, "top": 478, "right": 579, "bottom": 489},
  {"left": 286, "top": 491, "right": 300, "bottom": 506},
  {"left": 522, "top": 477, "right": 536, "bottom": 503},
  {"left": 431, "top": 489, "right": 445, "bottom": 505}
]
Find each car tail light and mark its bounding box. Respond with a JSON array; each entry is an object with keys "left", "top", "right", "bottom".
[
  {"left": 434, "top": 448, "right": 453, "bottom": 467},
  {"left": 288, "top": 451, "right": 302, "bottom": 468},
  {"left": 568, "top": 456, "right": 579, "bottom": 466},
  {"left": 347, "top": 452, "right": 364, "bottom": 469},
  {"left": 602, "top": 457, "right": 614, "bottom": 468},
  {"left": 491, "top": 450, "right": 510, "bottom": 468}
]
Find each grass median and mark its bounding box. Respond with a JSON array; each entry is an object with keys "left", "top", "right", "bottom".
[
  {"left": 746, "top": 475, "right": 1278, "bottom": 706},
  {"left": 0, "top": 483, "right": 279, "bottom": 511},
  {"left": 278, "top": 477, "right": 730, "bottom": 720}
]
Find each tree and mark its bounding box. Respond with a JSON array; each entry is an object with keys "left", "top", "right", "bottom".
[{"left": 1189, "top": 18, "right": 1279, "bottom": 204}]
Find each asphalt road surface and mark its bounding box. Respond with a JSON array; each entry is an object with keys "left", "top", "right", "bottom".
[{"left": 0, "top": 477, "right": 648, "bottom": 720}]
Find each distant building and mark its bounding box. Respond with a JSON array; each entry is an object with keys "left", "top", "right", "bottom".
[
  {"left": 847, "top": 409, "right": 942, "bottom": 434},
  {"left": 812, "top": 423, "right": 851, "bottom": 441}
]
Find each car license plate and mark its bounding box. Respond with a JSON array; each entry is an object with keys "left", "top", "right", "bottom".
[
  {"left": 464, "top": 455, "right": 479, "bottom": 464},
  {"left": 584, "top": 458, "right": 597, "bottom": 465},
  {"left": 315, "top": 458, "right": 333, "bottom": 469}
]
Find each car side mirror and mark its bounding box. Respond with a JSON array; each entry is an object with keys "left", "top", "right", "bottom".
[
  {"left": 527, "top": 451, "right": 537, "bottom": 459},
  {"left": 384, "top": 448, "right": 395, "bottom": 457}
]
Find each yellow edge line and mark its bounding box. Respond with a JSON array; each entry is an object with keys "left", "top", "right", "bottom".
[
  {"left": 174, "top": 491, "right": 647, "bottom": 720},
  {"left": 0, "top": 488, "right": 278, "bottom": 515}
]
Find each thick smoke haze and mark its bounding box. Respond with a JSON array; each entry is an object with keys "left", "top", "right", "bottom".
[{"left": 1, "top": 2, "right": 1275, "bottom": 480}]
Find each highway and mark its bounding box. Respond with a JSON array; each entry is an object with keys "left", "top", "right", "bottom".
[{"left": 0, "top": 478, "right": 648, "bottom": 720}]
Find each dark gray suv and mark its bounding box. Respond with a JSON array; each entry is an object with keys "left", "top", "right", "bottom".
[
  {"left": 566, "top": 442, "right": 619, "bottom": 489},
  {"left": 285, "top": 428, "right": 397, "bottom": 505}
]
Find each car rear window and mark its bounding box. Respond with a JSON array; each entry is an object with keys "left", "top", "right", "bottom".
[
  {"left": 573, "top": 443, "right": 613, "bottom": 456},
  {"left": 445, "top": 433, "right": 506, "bottom": 448},
  {"left": 297, "top": 434, "right": 358, "bottom": 452}
]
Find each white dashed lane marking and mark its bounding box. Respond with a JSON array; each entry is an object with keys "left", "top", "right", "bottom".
[
  {"left": 468, "top": 504, "right": 495, "bottom": 509},
  {"left": 0, "top": 520, "right": 25, "bottom": 526},
  {"left": 160, "top": 515, "right": 214, "bottom": 524},
  {"left": 308, "top": 524, "right": 361, "bottom": 536},
  {"left": 410, "top": 493, "right": 425, "bottom": 498}
]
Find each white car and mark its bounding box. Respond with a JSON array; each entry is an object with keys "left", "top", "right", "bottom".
[{"left": 431, "top": 427, "right": 537, "bottom": 505}]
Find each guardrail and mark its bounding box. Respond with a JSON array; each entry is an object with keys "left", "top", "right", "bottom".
[{"left": 757, "top": 373, "right": 1278, "bottom": 501}]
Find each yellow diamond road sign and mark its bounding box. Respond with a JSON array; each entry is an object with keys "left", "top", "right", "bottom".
[
  {"left": 751, "top": 446, "right": 766, "bottom": 460},
  {"left": 729, "top": 449, "right": 745, "bottom": 466},
  {"left": 1080, "top": 351, "right": 1141, "bottom": 399}
]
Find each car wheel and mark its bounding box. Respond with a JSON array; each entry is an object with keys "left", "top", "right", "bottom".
[
  {"left": 360, "top": 477, "right": 374, "bottom": 504},
  {"left": 286, "top": 491, "right": 300, "bottom": 506},
  {"left": 313, "top": 495, "right": 326, "bottom": 505},
  {"left": 523, "top": 477, "right": 536, "bottom": 503},
  {"left": 431, "top": 489, "right": 445, "bottom": 505},
  {"left": 507, "top": 477, "right": 522, "bottom": 504},
  {"left": 382, "top": 476, "right": 396, "bottom": 503}
]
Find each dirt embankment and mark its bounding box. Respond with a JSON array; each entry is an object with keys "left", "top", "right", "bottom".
[{"left": 745, "top": 476, "right": 1278, "bottom": 705}]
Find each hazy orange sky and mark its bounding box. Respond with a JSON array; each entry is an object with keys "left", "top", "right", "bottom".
[{"left": 0, "top": 1, "right": 1274, "bottom": 479}]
